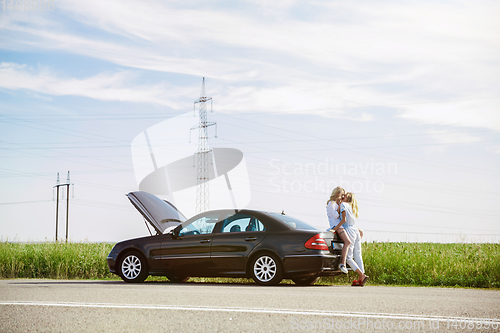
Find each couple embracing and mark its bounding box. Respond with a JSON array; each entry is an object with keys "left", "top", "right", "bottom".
[{"left": 326, "top": 186, "right": 369, "bottom": 287}]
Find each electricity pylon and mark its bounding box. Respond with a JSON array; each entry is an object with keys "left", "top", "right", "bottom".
[{"left": 192, "top": 78, "right": 216, "bottom": 213}]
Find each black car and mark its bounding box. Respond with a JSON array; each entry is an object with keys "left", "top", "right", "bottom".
[{"left": 107, "top": 191, "right": 344, "bottom": 286}]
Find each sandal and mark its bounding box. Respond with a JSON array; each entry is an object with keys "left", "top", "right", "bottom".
[
  {"left": 360, "top": 275, "right": 369, "bottom": 287},
  {"left": 351, "top": 280, "right": 360, "bottom": 286}
]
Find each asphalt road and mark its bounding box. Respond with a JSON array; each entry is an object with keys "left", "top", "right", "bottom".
[{"left": 1, "top": 279, "right": 499, "bottom": 332}]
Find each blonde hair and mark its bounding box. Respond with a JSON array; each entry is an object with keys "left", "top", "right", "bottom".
[
  {"left": 326, "top": 186, "right": 344, "bottom": 205},
  {"left": 344, "top": 192, "right": 359, "bottom": 218}
]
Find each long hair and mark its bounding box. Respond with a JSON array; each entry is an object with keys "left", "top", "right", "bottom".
[
  {"left": 326, "top": 186, "right": 344, "bottom": 206},
  {"left": 344, "top": 192, "right": 359, "bottom": 218}
]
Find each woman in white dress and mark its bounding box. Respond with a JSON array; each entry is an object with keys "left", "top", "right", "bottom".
[
  {"left": 333, "top": 192, "right": 369, "bottom": 286},
  {"left": 326, "top": 186, "right": 351, "bottom": 274}
]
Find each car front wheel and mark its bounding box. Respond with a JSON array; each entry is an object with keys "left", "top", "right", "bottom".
[
  {"left": 119, "top": 252, "right": 148, "bottom": 283},
  {"left": 251, "top": 253, "right": 282, "bottom": 286}
]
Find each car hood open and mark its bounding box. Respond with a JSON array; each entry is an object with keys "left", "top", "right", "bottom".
[{"left": 126, "top": 191, "right": 187, "bottom": 234}]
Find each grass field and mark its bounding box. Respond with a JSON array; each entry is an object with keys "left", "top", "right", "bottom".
[{"left": 0, "top": 241, "right": 499, "bottom": 288}]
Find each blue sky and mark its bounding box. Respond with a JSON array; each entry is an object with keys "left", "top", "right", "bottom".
[{"left": 1, "top": 0, "right": 499, "bottom": 242}]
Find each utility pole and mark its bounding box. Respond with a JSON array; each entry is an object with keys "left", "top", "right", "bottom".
[
  {"left": 191, "top": 78, "right": 217, "bottom": 213},
  {"left": 53, "top": 171, "right": 74, "bottom": 242},
  {"left": 54, "top": 173, "right": 60, "bottom": 241}
]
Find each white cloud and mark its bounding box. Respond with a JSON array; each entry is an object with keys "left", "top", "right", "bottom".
[
  {"left": 0, "top": 0, "right": 498, "bottom": 122},
  {"left": 397, "top": 99, "right": 500, "bottom": 131},
  {"left": 215, "top": 83, "right": 376, "bottom": 120},
  {"left": 0, "top": 63, "right": 186, "bottom": 107},
  {"left": 486, "top": 145, "right": 500, "bottom": 154},
  {"left": 27, "top": 92, "right": 53, "bottom": 102}
]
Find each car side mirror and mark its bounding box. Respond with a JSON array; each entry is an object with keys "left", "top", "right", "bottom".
[{"left": 172, "top": 225, "right": 182, "bottom": 238}]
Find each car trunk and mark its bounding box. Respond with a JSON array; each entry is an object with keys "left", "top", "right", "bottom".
[{"left": 320, "top": 231, "right": 344, "bottom": 256}]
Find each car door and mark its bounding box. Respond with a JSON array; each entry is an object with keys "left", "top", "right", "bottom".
[
  {"left": 210, "top": 213, "right": 267, "bottom": 274},
  {"left": 160, "top": 212, "right": 220, "bottom": 274}
]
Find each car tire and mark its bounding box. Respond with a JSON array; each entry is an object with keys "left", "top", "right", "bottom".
[
  {"left": 250, "top": 253, "right": 282, "bottom": 286},
  {"left": 119, "top": 252, "right": 148, "bottom": 283},
  {"left": 292, "top": 276, "right": 320, "bottom": 286},
  {"left": 166, "top": 275, "right": 190, "bottom": 283}
]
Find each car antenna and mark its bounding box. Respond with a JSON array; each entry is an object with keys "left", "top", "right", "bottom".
[{"left": 281, "top": 210, "right": 285, "bottom": 215}]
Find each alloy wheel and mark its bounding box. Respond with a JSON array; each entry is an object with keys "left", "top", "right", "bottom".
[
  {"left": 121, "top": 254, "right": 142, "bottom": 280},
  {"left": 253, "top": 255, "right": 277, "bottom": 283}
]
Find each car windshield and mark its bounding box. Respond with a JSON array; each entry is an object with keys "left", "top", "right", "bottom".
[
  {"left": 179, "top": 213, "right": 220, "bottom": 235},
  {"left": 269, "top": 213, "right": 317, "bottom": 230}
]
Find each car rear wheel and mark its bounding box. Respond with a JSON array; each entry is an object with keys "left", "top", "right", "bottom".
[
  {"left": 119, "top": 252, "right": 148, "bottom": 283},
  {"left": 166, "top": 275, "right": 190, "bottom": 283},
  {"left": 251, "top": 253, "right": 282, "bottom": 286},
  {"left": 292, "top": 276, "right": 320, "bottom": 286}
]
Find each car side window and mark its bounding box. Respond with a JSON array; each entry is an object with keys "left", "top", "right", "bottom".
[
  {"left": 221, "top": 214, "right": 265, "bottom": 233},
  {"left": 179, "top": 213, "right": 219, "bottom": 236}
]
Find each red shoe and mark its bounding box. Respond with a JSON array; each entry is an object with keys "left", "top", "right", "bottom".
[{"left": 351, "top": 280, "right": 360, "bottom": 286}]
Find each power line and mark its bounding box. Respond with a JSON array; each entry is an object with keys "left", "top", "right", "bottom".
[
  {"left": 214, "top": 138, "right": 500, "bottom": 200},
  {"left": 2, "top": 103, "right": 499, "bottom": 223},
  {"left": 211, "top": 116, "right": 500, "bottom": 199},
  {"left": 0, "top": 200, "right": 52, "bottom": 205},
  {"left": 4, "top": 110, "right": 498, "bottom": 181},
  {"left": 0, "top": 115, "right": 128, "bottom": 144},
  {"left": 3, "top": 95, "right": 500, "bottom": 119},
  {"left": 216, "top": 114, "right": 500, "bottom": 178},
  {"left": 1, "top": 140, "right": 134, "bottom": 170}
]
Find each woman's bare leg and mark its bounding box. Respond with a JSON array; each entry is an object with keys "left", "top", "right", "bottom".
[
  {"left": 338, "top": 229, "right": 350, "bottom": 266},
  {"left": 355, "top": 268, "right": 366, "bottom": 282}
]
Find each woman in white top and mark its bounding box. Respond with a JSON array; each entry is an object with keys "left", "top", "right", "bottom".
[
  {"left": 334, "top": 192, "right": 368, "bottom": 286},
  {"left": 326, "top": 186, "right": 351, "bottom": 274}
]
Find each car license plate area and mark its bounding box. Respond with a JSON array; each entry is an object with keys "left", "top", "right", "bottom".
[{"left": 330, "top": 241, "right": 343, "bottom": 255}]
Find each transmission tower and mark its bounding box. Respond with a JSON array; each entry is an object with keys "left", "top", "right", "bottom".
[{"left": 192, "top": 78, "right": 216, "bottom": 213}]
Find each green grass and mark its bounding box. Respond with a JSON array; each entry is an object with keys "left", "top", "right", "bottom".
[
  {"left": 0, "top": 242, "right": 115, "bottom": 279},
  {"left": 363, "top": 242, "right": 500, "bottom": 288},
  {"left": 1, "top": 241, "right": 499, "bottom": 288}
]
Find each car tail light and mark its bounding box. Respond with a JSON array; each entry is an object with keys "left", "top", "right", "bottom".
[{"left": 304, "top": 234, "right": 329, "bottom": 251}]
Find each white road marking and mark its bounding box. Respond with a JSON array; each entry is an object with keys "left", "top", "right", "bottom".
[{"left": 1, "top": 301, "right": 499, "bottom": 324}]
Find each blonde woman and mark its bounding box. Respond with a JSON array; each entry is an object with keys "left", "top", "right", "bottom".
[
  {"left": 326, "top": 186, "right": 350, "bottom": 274},
  {"left": 334, "top": 192, "right": 368, "bottom": 286}
]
